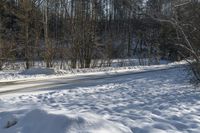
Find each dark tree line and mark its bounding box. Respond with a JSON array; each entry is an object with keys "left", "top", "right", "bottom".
[{"left": 0, "top": 0, "right": 199, "bottom": 71}]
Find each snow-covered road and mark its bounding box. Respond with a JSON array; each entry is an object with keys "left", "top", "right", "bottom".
[
  {"left": 0, "top": 66, "right": 181, "bottom": 95},
  {"left": 1, "top": 65, "right": 200, "bottom": 133}
]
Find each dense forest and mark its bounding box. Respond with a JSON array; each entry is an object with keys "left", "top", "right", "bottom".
[{"left": 0, "top": 0, "right": 199, "bottom": 73}]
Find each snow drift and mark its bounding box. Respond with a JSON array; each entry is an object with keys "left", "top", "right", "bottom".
[{"left": 0, "top": 109, "right": 132, "bottom": 133}]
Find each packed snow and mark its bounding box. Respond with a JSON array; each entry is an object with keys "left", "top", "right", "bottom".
[{"left": 0, "top": 64, "right": 200, "bottom": 133}]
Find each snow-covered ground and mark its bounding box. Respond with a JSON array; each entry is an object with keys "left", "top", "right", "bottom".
[
  {"left": 0, "top": 64, "right": 200, "bottom": 133},
  {"left": 0, "top": 61, "right": 185, "bottom": 82}
]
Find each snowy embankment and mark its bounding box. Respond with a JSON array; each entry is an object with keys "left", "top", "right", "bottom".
[
  {"left": 1, "top": 65, "right": 200, "bottom": 133},
  {"left": 0, "top": 60, "right": 186, "bottom": 82},
  {"left": 0, "top": 109, "right": 131, "bottom": 133}
]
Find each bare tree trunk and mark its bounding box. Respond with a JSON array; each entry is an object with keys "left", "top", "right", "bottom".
[
  {"left": 25, "top": 15, "right": 30, "bottom": 69},
  {"left": 44, "top": 0, "right": 51, "bottom": 68},
  {"left": 0, "top": 19, "right": 3, "bottom": 70}
]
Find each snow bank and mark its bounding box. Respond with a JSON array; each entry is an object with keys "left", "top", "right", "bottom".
[
  {"left": 0, "top": 61, "right": 187, "bottom": 82},
  {"left": 0, "top": 109, "right": 131, "bottom": 133}
]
